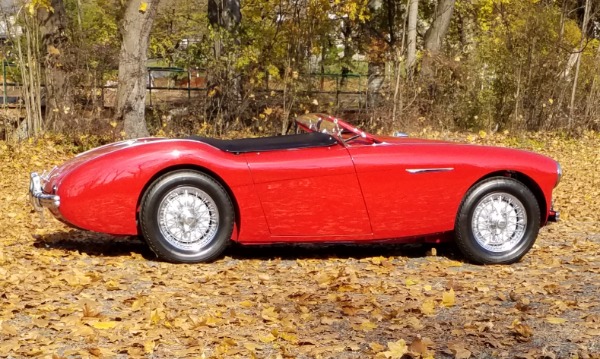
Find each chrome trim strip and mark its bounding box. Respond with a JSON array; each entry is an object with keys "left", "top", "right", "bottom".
[{"left": 406, "top": 167, "right": 454, "bottom": 174}]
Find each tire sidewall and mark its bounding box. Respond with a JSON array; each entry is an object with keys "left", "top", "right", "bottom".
[
  {"left": 456, "top": 178, "right": 540, "bottom": 264},
  {"left": 141, "top": 171, "right": 234, "bottom": 263}
]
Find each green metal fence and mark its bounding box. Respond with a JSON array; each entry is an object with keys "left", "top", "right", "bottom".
[{"left": 0, "top": 63, "right": 369, "bottom": 108}]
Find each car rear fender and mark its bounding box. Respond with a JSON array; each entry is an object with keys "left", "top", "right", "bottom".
[
  {"left": 135, "top": 163, "right": 242, "bottom": 241},
  {"left": 56, "top": 140, "right": 256, "bottom": 236}
]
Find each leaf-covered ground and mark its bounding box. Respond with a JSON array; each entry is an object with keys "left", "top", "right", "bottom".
[{"left": 1, "top": 132, "right": 599, "bottom": 359}]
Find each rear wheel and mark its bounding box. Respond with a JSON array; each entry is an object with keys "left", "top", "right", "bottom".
[
  {"left": 140, "top": 170, "right": 234, "bottom": 263},
  {"left": 455, "top": 177, "right": 540, "bottom": 264}
]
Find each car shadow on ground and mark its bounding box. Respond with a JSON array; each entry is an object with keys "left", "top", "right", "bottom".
[
  {"left": 33, "top": 230, "right": 464, "bottom": 262},
  {"left": 33, "top": 231, "right": 155, "bottom": 259},
  {"left": 225, "top": 241, "right": 463, "bottom": 262}
]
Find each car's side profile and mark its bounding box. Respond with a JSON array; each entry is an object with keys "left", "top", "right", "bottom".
[{"left": 30, "top": 114, "right": 561, "bottom": 264}]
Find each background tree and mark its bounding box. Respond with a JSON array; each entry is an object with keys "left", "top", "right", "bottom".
[
  {"left": 115, "top": 0, "right": 161, "bottom": 138},
  {"left": 568, "top": 0, "right": 591, "bottom": 128},
  {"left": 406, "top": 0, "right": 418, "bottom": 75},
  {"left": 12, "top": 0, "right": 45, "bottom": 137},
  {"left": 37, "top": 0, "right": 74, "bottom": 132},
  {"left": 64, "top": 0, "right": 120, "bottom": 112},
  {"left": 421, "top": 0, "right": 455, "bottom": 78},
  {"left": 3, "top": 0, "right": 600, "bottom": 140},
  {"left": 206, "top": 0, "right": 241, "bottom": 125}
]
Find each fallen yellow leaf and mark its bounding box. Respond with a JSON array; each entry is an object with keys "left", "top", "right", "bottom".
[
  {"left": 379, "top": 339, "right": 408, "bottom": 359},
  {"left": 370, "top": 342, "right": 385, "bottom": 352},
  {"left": 144, "top": 340, "right": 156, "bottom": 354},
  {"left": 91, "top": 321, "right": 118, "bottom": 330},
  {"left": 546, "top": 317, "right": 567, "bottom": 324},
  {"left": 261, "top": 307, "right": 279, "bottom": 322},
  {"left": 258, "top": 333, "right": 276, "bottom": 343},
  {"left": 360, "top": 320, "right": 377, "bottom": 331},
  {"left": 442, "top": 288, "right": 456, "bottom": 307},
  {"left": 448, "top": 342, "right": 471, "bottom": 359},
  {"left": 279, "top": 332, "right": 298, "bottom": 343},
  {"left": 239, "top": 300, "right": 253, "bottom": 308},
  {"left": 149, "top": 309, "right": 163, "bottom": 325},
  {"left": 421, "top": 300, "right": 436, "bottom": 315}
]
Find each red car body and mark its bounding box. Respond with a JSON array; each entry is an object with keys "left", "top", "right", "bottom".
[{"left": 31, "top": 114, "right": 560, "bottom": 263}]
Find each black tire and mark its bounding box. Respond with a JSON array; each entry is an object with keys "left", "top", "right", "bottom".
[
  {"left": 140, "top": 170, "right": 234, "bottom": 263},
  {"left": 454, "top": 177, "right": 540, "bottom": 264}
]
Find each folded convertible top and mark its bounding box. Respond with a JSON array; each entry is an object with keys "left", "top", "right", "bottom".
[{"left": 186, "top": 132, "right": 337, "bottom": 153}]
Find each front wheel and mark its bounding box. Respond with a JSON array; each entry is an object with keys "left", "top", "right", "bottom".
[
  {"left": 140, "top": 170, "right": 234, "bottom": 263},
  {"left": 454, "top": 177, "right": 540, "bottom": 264}
]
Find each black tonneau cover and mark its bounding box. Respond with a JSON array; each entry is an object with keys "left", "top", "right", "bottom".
[{"left": 186, "top": 132, "right": 337, "bottom": 153}]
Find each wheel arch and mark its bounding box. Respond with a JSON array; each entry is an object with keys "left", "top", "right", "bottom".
[
  {"left": 472, "top": 170, "right": 547, "bottom": 224},
  {"left": 135, "top": 164, "right": 241, "bottom": 239}
]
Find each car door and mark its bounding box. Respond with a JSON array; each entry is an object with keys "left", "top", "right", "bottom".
[
  {"left": 347, "top": 142, "right": 467, "bottom": 239},
  {"left": 244, "top": 145, "right": 372, "bottom": 238}
]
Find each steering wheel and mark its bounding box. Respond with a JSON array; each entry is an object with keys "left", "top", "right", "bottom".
[{"left": 309, "top": 118, "right": 323, "bottom": 132}]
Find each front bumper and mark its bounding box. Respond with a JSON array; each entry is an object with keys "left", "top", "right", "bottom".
[
  {"left": 29, "top": 172, "right": 60, "bottom": 212},
  {"left": 548, "top": 208, "right": 560, "bottom": 222}
]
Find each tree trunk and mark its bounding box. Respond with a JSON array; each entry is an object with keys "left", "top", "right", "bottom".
[
  {"left": 457, "top": 9, "right": 475, "bottom": 55},
  {"left": 340, "top": 20, "right": 353, "bottom": 89},
  {"left": 366, "top": 0, "right": 385, "bottom": 109},
  {"left": 207, "top": 0, "right": 241, "bottom": 125},
  {"left": 584, "top": 40, "right": 600, "bottom": 125},
  {"left": 37, "top": 0, "right": 73, "bottom": 132},
  {"left": 366, "top": 58, "right": 387, "bottom": 110},
  {"left": 14, "top": 10, "right": 44, "bottom": 138},
  {"left": 421, "top": 0, "right": 455, "bottom": 78},
  {"left": 115, "top": 0, "right": 161, "bottom": 139},
  {"left": 208, "top": 0, "right": 241, "bottom": 28},
  {"left": 406, "top": 0, "right": 419, "bottom": 75},
  {"left": 569, "top": 0, "right": 590, "bottom": 129}
]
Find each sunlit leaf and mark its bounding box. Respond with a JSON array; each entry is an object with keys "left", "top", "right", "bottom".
[
  {"left": 546, "top": 317, "right": 567, "bottom": 324},
  {"left": 421, "top": 300, "right": 436, "bottom": 315},
  {"left": 442, "top": 288, "right": 456, "bottom": 307},
  {"left": 258, "top": 333, "right": 276, "bottom": 343},
  {"left": 378, "top": 339, "right": 408, "bottom": 359},
  {"left": 91, "top": 321, "right": 118, "bottom": 330},
  {"left": 359, "top": 320, "right": 377, "bottom": 332},
  {"left": 448, "top": 342, "right": 471, "bottom": 359}
]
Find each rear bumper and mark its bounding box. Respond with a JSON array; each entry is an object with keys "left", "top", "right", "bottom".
[{"left": 29, "top": 172, "right": 60, "bottom": 211}]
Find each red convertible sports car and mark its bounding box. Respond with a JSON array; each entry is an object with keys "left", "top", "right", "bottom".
[{"left": 29, "top": 113, "right": 561, "bottom": 264}]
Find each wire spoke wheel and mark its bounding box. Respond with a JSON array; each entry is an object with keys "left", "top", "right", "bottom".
[
  {"left": 158, "top": 186, "right": 219, "bottom": 252},
  {"left": 140, "top": 171, "right": 234, "bottom": 263},
  {"left": 471, "top": 193, "right": 527, "bottom": 253},
  {"left": 455, "top": 177, "right": 540, "bottom": 264}
]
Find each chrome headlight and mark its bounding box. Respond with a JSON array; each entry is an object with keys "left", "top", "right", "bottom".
[{"left": 555, "top": 162, "right": 562, "bottom": 187}]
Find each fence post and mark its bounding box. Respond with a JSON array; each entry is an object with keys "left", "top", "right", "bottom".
[{"left": 188, "top": 70, "right": 191, "bottom": 100}]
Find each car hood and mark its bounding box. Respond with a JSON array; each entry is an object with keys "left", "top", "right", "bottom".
[{"left": 373, "top": 134, "right": 559, "bottom": 171}]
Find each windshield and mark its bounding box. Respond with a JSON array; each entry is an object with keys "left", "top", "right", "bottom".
[
  {"left": 295, "top": 113, "right": 378, "bottom": 145},
  {"left": 295, "top": 114, "right": 339, "bottom": 134}
]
